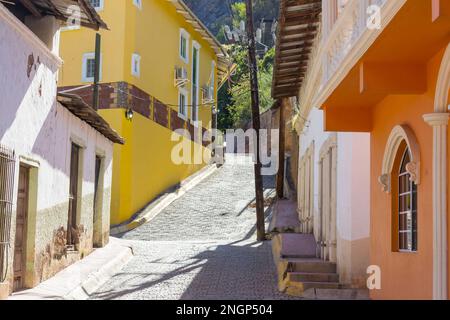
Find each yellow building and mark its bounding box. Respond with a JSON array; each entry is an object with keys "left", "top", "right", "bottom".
[{"left": 58, "top": 0, "right": 229, "bottom": 226}]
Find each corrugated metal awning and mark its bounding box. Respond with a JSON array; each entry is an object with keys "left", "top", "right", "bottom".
[
  {"left": 11, "top": 0, "right": 107, "bottom": 30},
  {"left": 57, "top": 93, "right": 124, "bottom": 145}
]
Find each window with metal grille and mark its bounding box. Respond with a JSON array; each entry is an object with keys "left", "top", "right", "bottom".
[
  {"left": 86, "top": 58, "right": 95, "bottom": 79},
  {"left": 0, "top": 144, "right": 15, "bottom": 282},
  {"left": 82, "top": 52, "right": 101, "bottom": 83},
  {"left": 178, "top": 88, "right": 188, "bottom": 120},
  {"left": 398, "top": 148, "right": 417, "bottom": 251},
  {"left": 89, "top": 0, "right": 103, "bottom": 10},
  {"left": 179, "top": 29, "right": 190, "bottom": 64}
]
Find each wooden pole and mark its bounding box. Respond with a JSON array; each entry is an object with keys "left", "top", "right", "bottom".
[
  {"left": 276, "top": 99, "right": 285, "bottom": 198},
  {"left": 245, "top": 0, "right": 266, "bottom": 241},
  {"left": 93, "top": 33, "right": 101, "bottom": 111}
]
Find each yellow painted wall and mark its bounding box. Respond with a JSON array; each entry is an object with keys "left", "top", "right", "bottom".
[
  {"left": 59, "top": 0, "right": 219, "bottom": 224},
  {"left": 100, "top": 109, "right": 210, "bottom": 226},
  {"left": 59, "top": 0, "right": 218, "bottom": 128},
  {"left": 58, "top": 0, "right": 127, "bottom": 85}
]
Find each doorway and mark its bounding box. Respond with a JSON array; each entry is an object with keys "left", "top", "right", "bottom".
[
  {"left": 93, "top": 155, "right": 103, "bottom": 248},
  {"left": 67, "top": 143, "right": 81, "bottom": 248},
  {"left": 13, "top": 164, "right": 29, "bottom": 291},
  {"left": 318, "top": 137, "right": 337, "bottom": 262}
]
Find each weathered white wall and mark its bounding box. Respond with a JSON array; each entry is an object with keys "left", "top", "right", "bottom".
[
  {"left": 298, "top": 107, "right": 370, "bottom": 286},
  {"left": 0, "top": 4, "right": 113, "bottom": 292}
]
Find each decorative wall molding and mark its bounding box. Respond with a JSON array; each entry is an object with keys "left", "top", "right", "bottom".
[
  {"left": 311, "top": 0, "right": 406, "bottom": 109},
  {"left": 434, "top": 44, "right": 450, "bottom": 113},
  {"left": 425, "top": 42, "right": 450, "bottom": 300},
  {"left": 379, "top": 125, "right": 421, "bottom": 193},
  {"left": 319, "top": 133, "right": 338, "bottom": 160}
]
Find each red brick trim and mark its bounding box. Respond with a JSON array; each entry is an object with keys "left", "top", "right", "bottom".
[{"left": 58, "top": 82, "right": 210, "bottom": 146}]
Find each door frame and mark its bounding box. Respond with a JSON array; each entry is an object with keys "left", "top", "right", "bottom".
[
  {"left": 17, "top": 157, "right": 39, "bottom": 289},
  {"left": 318, "top": 134, "right": 338, "bottom": 262},
  {"left": 13, "top": 164, "right": 29, "bottom": 291},
  {"left": 93, "top": 152, "right": 105, "bottom": 248},
  {"left": 67, "top": 142, "right": 84, "bottom": 247}
]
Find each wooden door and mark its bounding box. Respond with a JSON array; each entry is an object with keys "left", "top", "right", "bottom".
[
  {"left": 67, "top": 143, "right": 80, "bottom": 246},
  {"left": 93, "top": 156, "right": 101, "bottom": 248},
  {"left": 13, "top": 165, "right": 29, "bottom": 291}
]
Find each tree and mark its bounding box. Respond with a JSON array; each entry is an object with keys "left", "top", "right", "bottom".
[{"left": 227, "top": 47, "right": 275, "bottom": 128}]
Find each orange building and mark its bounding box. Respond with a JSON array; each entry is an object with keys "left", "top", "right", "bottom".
[{"left": 273, "top": 0, "right": 450, "bottom": 299}]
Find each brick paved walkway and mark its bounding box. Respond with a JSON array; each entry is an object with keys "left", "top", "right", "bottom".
[{"left": 91, "top": 155, "right": 296, "bottom": 300}]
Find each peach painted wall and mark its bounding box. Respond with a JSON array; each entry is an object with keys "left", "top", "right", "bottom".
[{"left": 370, "top": 48, "right": 446, "bottom": 300}]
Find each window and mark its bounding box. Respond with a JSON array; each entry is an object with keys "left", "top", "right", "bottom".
[
  {"left": 131, "top": 53, "right": 140, "bottom": 77},
  {"left": 178, "top": 88, "right": 188, "bottom": 120},
  {"left": 0, "top": 144, "right": 15, "bottom": 283},
  {"left": 210, "top": 61, "right": 216, "bottom": 97},
  {"left": 191, "top": 41, "right": 200, "bottom": 123},
  {"left": 397, "top": 147, "right": 418, "bottom": 252},
  {"left": 179, "top": 29, "right": 190, "bottom": 64},
  {"left": 380, "top": 125, "right": 420, "bottom": 253},
  {"left": 89, "top": 0, "right": 104, "bottom": 11},
  {"left": 133, "top": 0, "right": 142, "bottom": 10},
  {"left": 82, "top": 53, "right": 102, "bottom": 82}
]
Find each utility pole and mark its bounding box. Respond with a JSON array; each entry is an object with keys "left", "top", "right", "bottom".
[
  {"left": 276, "top": 99, "right": 285, "bottom": 198},
  {"left": 245, "top": 0, "right": 265, "bottom": 241},
  {"left": 93, "top": 33, "right": 101, "bottom": 111}
]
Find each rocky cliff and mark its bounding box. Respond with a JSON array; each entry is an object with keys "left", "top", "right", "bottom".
[{"left": 184, "top": 0, "right": 279, "bottom": 39}]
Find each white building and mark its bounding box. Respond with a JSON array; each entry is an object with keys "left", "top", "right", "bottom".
[
  {"left": 271, "top": 0, "right": 371, "bottom": 297},
  {"left": 0, "top": 1, "right": 122, "bottom": 299},
  {"left": 296, "top": 108, "right": 370, "bottom": 287}
]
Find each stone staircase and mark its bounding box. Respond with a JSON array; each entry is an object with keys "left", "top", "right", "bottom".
[
  {"left": 272, "top": 233, "right": 342, "bottom": 297},
  {"left": 270, "top": 200, "right": 369, "bottom": 299}
]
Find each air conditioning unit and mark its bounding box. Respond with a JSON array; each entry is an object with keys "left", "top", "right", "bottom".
[
  {"left": 202, "top": 85, "right": 215, "bottom": 104},
  {"left": 174, "top": 66, "right": 188, "bottom": 87}
]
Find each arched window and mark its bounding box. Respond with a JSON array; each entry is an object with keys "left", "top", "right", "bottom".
[
  {"left": 397, "top": 147, "right": 417, "bottom": 252},
  {"left": 379, "top": 125, "right": 420, "bottom": 252}
]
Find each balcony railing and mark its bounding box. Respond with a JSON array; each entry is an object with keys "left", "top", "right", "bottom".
[
  {"left": 296, "top": 0, "right": 407, "bottom": 111},
  {"left": 322, "top": 0, "right": 387, "bottom": 85}
]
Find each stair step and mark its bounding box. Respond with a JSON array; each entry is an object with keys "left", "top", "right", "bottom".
[
  {"left": 303, "top": 288, "right": 370, "bottom": 300},
  {"left": 279, "top": 233, "right": 317, "bottom": 258},
  {"left": 283, "top": 280, "right": 341, "bottom": 297},
  {"left": 287, "top": 272, "right": 339, "bottom": 283},
  {"left": 269, "top": 200, "right": 301, "bottom": 233},
  {"left": 285, "top": 258, "right": 337, "bottom": 273},
  {"left": 302, "top": 281, "right": 341, "bottom": 291}
]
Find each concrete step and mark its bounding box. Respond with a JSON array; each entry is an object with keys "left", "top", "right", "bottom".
[
  {"left": 268, "top": 200, "right": 301, "bottom": 233},
  {"left": 303, "top": 288, "right": 370, "bottom": 300},
  {"left": 287, "top": 272, "right": 339, "bottom": 283},
  {"left": 272, "top": 233, "right": 317, "bottom": 262},
  {"left": 280, "top": 233, "right": 317, "bottom": 258},
  {"left": 283, "top": 280, "right": 341, "bottom": 297},
  {"left": 285, "top": 258, "right": 337, "bottom": 273},
  {"left": 302, "top": 281, "right": 341, "bottom": 291}
]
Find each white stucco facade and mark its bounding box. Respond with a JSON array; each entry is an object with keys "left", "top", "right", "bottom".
[
  {"left": 0, "top": 4, "right": 114, "bottom": 297},
  {"left": 297, "top": 107, "right": 370, "bottom": 287}
]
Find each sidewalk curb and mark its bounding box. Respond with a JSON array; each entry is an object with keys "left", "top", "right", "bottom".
[
  {"left": 8, "top": 238, "right": 133, "bottom": 300},
  {"left": 111, "top": 164, "right": 219, "bottom": 235},
  {"left": 65, "top": 243, "right": 134, "bottom": 300}
]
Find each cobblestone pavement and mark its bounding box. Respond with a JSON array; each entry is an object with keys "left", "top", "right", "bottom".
[{"left": 91, "top": 155, "right": 296, "bottom": 300}]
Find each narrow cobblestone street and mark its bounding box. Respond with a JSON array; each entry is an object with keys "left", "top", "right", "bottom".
[{"left": 91, "top": 155, "right": 295, "bottom": 300}]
